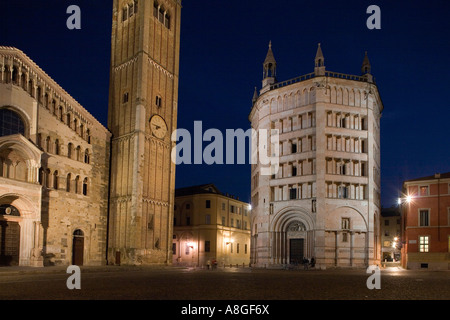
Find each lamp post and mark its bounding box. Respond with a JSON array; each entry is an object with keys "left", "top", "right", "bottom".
[{"left": 397, "top": 194, "right": 412, "bottom": 266}]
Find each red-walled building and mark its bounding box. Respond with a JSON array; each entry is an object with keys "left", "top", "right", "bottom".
[{"left": 400, "top": 172, "right": 450, "bottom": 270}]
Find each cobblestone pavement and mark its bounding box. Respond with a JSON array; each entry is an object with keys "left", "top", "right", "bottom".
[{"left": 0, "top": 265, "right": 448, "bottom": 301}]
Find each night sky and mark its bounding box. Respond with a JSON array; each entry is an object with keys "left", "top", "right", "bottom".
[{"left": 1, "top": 0, "right": 449, "bottom": 207}]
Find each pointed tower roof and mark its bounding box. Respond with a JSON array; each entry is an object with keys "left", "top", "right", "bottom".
[
  {"left": 252, "top": 87, "right": 258, "bottom": 104},
  {"left": 361, "top": 51, "right": 371, "bottom": 74},
  {"left": 315, "top": 43, "right": 324, "bottom": 65},
  {"left": 264, "top": 41, "right": 277, "bottom": 65},
  {"left": 314, "top": 43, "right": 326, "bottom": 75}
]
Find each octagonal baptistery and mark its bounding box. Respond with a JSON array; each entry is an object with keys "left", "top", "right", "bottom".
[{"left": 249, "top": 43, "right": 383, "bottom": 269}]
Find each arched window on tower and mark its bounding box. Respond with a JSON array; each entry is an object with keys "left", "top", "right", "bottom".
[
  {"left": 153, "top": 1, "right": 159, "bottom": 18},
  {"left": 164, "top": 12, "right": 171, "bottom": 29},
  {"left": 122, "top": 5, "right": 128, "bottom": 21}
]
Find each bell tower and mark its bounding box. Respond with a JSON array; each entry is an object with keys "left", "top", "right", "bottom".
[{"left": 107, "top": 0, "right": 182, "bottom": 265}]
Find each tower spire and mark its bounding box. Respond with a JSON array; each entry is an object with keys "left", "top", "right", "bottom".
[
  {"left": 252, "top": 86, "right": 258, "bottom": 105},
  {"left": 262, "top": 41, "right": 277, "bottom": 92},
  {"left": 361, "top": 51, "right": 371, "bottom": 74},
  {"left": 263, "top": 41, "right": 277, "bottom": 79},
  {"left": 314, "top": 43, "right": 326, "bottom": 76},
  {"left": 361, "top": 51, "right": 373, "bottom": 82}
]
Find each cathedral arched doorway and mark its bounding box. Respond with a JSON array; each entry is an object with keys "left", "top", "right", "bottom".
[
  {"left": 0, "top": 205, "right": 21, "bottom": 266},
  {"left": 72, "top": 229, "right": 84, "bottom": 266}
]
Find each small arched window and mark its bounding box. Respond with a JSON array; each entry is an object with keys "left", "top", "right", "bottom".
[
  {"left": 53, "top": 171, "right": 59, "bottom": 190},
  {"left": 0, "top": 108, "right": 25, "bottom": 137},
  {"left": 75, "top": 175, "right": 80, "bottom": 194},
  {"left": 73, "top": 229, "right": 84, "bottom": 237},
  {"left": 66, "top": 173, "right": 71, "bottom": 192},
  {"left": 45, "top": 168, "right": 51, "bottom": 188},
  {"left": 164, "top": 12, "right": 170, "bottom": 29},
  {"left": 59, "top": 106, "right": 64, "bottom": 121},
  {"left": 84, "top": 149, "right": 90, "bottom": 164},
  {"left": 55, "top": 139, "right": 60, "bottom": 155},
  {"left": 82, "top": 178, "right": 88, "bottom": 196},
  {"left": 68, "top": 143, "right": 73, "bottom": 159},
  {"left": 76, "top": 146, "right": 81, "bottom": 161},
  {"left": 39, "top": 167, "right": 44, "bottom": 185},
  {"left": 46, "top": 136, "right": 51, "bottom": 153}
]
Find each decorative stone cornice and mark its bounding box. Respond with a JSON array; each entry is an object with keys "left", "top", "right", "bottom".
[{"left": 142, "top": 198, "right": 169, "bottom": 207}]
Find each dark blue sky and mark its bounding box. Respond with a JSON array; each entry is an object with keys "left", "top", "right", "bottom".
[{"left": 1, "top": 0, "right": 449, "bottom": 207}]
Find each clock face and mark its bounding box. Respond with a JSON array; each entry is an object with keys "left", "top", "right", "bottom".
[{"left": 150, "top": 115, "right": 168, "bottom": 139}]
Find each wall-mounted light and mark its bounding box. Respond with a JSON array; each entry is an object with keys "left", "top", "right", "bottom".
[{"left": 225, "top": 238, "right": 234, "bottom": 245}]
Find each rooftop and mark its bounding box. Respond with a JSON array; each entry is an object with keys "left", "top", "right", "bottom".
[
  {"left": 404, "top": 172, "right": 450, "bottom": 183},
  {"left": 175, "top": 183, "right": 246, "bottom": 202}
]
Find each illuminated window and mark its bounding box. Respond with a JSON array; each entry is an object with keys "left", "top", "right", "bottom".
[{"left": 419, "top": 236, "right": 429, "bottom": 252}]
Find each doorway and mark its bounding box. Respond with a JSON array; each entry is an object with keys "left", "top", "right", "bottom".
[
  {"left": 72, "top": 229, "right": 84, "bottom": 266},
  {"left": 0, "top": 220, "right": 20, "bottom": 266},
  {"left": 289, "top": 238, "right": 304, "bottom": 265}
]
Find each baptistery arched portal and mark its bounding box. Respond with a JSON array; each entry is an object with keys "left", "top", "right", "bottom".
[{"left": 269, "top": 208, "right": 315, "bottom": 266}]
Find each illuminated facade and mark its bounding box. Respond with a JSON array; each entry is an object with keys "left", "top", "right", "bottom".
[
  {"left": 401, "top": 172, "right": 450, "bottom": 270},
  {"left": 173, "top": 184, "right": 251, "bottom": 267},
  {"left": 249, "top": 43, "right": 383, "bottom": 269}
]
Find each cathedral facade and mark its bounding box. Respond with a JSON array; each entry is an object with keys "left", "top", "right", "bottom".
[
  {"left": 249, "top": 43, "right": 383, "bottom": 269},
  {"left": 0, "top": 46, "right": 111, "bottom": 267}
]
